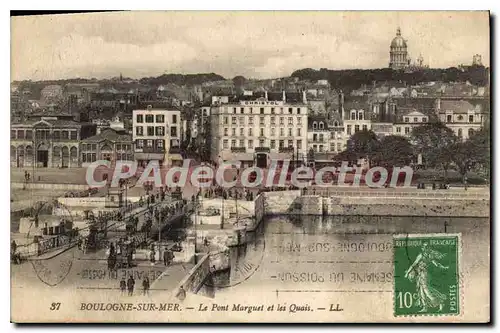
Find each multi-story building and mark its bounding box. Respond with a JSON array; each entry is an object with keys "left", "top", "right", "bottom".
[
  {"left": 437, "top": 99, "right": 487, "bottom": 141},
  {"left": 392, "top": 109, "right": 429, "bottom": 137},
  {"left": 307, "top": 116, "right": 330, "bottom": 154},
  {"left": 132, "top": 106, "right": 182, "bottom": 167},
  {"left": 210, "top": 91, "right": 309, "bottom": 168},
  {"left": 10, "top": 114, "right": 96, "bottom": 168},
  {"left": 80, "top": 127, "right": 133, "bottom": 168}
]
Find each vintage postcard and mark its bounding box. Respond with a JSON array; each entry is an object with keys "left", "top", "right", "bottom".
[{"left": 10, "top": 11, "right": 490, "bottom": 323}]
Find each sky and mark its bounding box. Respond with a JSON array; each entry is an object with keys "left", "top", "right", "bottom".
[{"left": 11, "top": 11, "right": 490, "bottom": 81}]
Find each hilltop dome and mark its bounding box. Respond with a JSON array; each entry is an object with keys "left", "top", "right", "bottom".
[{"left": 390, "top": 28, "right": 407, "bottom": 48}]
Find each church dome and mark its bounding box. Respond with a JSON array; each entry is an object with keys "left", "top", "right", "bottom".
[{"left": 390, "top": 28, "right": 407, "bottom": 48}]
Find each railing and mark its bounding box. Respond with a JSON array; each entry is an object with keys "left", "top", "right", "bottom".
[{"left": 302, "top": 188, "right": 490, "bottom": 200}]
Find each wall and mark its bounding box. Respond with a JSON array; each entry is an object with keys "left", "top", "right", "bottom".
[
  {"left": 11, "top": 182, "right": 88, "bottom": 191},
  {"left": 172, "top": 253, "right": 211, "bottom": 299}
]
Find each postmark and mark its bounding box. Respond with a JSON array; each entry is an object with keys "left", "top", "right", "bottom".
[
  {"left": 393, "top": 233, "right": 461, "bottom": 316},
  {"left": 27, "top": 200, "right": 75, "bottom": 286}
]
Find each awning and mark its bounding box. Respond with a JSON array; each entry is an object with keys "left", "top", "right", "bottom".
[
  {"left": 169, "top": 154, "right": 183, "bottom": 161},
  {"left": 221, "top": 151, "right": 254, "bottom": 161},
  {"left": 134, "top": 153, "right": 165, "bottom": 160},
  {"left": 269, "top": 152, "right": 293, "bottom": 160}
]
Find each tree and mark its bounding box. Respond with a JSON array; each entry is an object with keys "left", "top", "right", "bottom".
[
  {"left": 411, "top": 122, "right": 458, "bottom": 181},
  {"left": 347, "top": 130, "right": 380, "bottom": 164},
  {"left": 374, "top": 135, "right": 414, "bottom": 167},
  {"left": 232, "top": 76, "right": 247, "bottom": 87},
  {"left": 450, "top": 140, "right": 476, "bottom": 187},
  {"left": 468, "top": 126, "right": 490, "bottom": 172}
]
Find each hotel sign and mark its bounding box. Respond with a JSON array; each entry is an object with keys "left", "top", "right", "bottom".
[{"left": 240, "top": 100, "right": 284, "bottom": 106}]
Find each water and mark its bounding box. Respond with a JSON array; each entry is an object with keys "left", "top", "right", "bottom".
[{"left": 209, "top": 214, "right": 489, "bottom": 321}]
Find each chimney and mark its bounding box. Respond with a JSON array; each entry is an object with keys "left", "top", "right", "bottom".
[
  {"left": 302, "top": 90, "right": 307, "bottom": 104},
  {"left": 282, "top": 90, "right": 286, "bottom": 102}
]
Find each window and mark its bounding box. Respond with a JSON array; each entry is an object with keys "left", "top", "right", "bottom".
[
  {"left": 147, "top": 126, "right": 154, "bottom": 136},
  {"left": 447, "top": 115, "right": 452, "bottom": 122},
  {"left": 404, "top": 117, "right": 409, "bottom": 123},
  {"left": 26, "top": 130, "right": 32, "bottom": 139},
  {"left": 313, "top": 145, "right": 317, "bottom": 151},
  {"left": 396, "top": 127, "right": 401, "bottom": 133},
  {"left": 232, "top": 117, "right": 236, "bottom": 125},
  {"left": 313, "top": 134, "right": 318, "bottom": 141},
  {"left": 351, "top": 112, "right": 356, "bottom": 120},
  {"left": 239, "top": 116, "right": 244, "bottom": 124},
  {"left": 53, "top": 131, "right": 60, "bottom": 140},
  {"left": 270, "top": 140, "right": 276, "bottom": 149},
  {"left": 319, "top": 134, "right": 324, "bottom": 142},
  {"left": 146, "top": 139, "right": 153, "bottom": 147},
  {"left": 224, "top": 128, "right": 228, "bottom": 136},
  {"left": 249, "top": 117, "right": 254, "bottom": 125},
  {"left": 297, "top": 128, "right": 301, "bottom": 136},
  {"left": 61, "top": 130, "right": 69, "bottom": 140},
  {"left": 223, "top": 139, "right": 228, "bottom": 149},
  {"left": 248, "top": 128, "right": 253, "bottom": 136},
  {"left": 279, "top": 117, "right": 284, "bottom": 125},
  {"left": 250, "top": 107, "right": 253, "bottom": 113},
  {"left": 469, "top": 115, "right": 474, "bottom": 123},
  {"left": 260, "top": 108, "right": 264, "bottom": 114},
  {"left": 358, "top": 112, "right": 363, "bottom": 120},
  {"left": 297, "top": 108, "right": 301, "bottom": 114},
  {"left": 240, "top": 107, "right": 244, "bottom": 113},
  {"left": 170, "top": 126, "right": 177, "bottom": 137},
  {"left": 156, "top": 115, "right": 165, "bottom": 123},
  {"left": 280, "top": 128, "right": 284, "bottom": 136},
  {"left": 279, "top": 140, "right": 284, "bottom": 148},
  {"left": 288, "top": 108, "right": 293, "bottom": 114},
  {"left": 240, "top": 128, "right": 244, "bottom": 136},
  {"left": 458, "top": 115, "right": 463, "bottom": 121},
  {"left": 319, "top": 122, "right": 324, "bottom": 129},
  {"left": 231, "top": 139, "right": 236, "bottom": 147},
  {"left": 297, "top": 140, "right": 302, "bottom": 149},
  {"left": 232, "top": 128, "right": 236, "bottom": 136},
  {"left": 248, "top": 140, "right": 253, "bottom": 149},
  {"left": 233, "top": 107, "right": 237, "bottom": 114},
  {"left": 362, "top": 124, "right": 368, "bottom": 131},
  {"left": 319, "top": 145, "right": 324, "bottom": 152},
  {"left": 70, "top": 131, "right": 77, "bottom": 140},
  {"left": 347, "top": 125, "right": 352, "bottom": 135},
  {"left": 259, "top": 139, "right": 265, "bottom": 147},
  {"left": 239, "top": 139, "right": 244, "bottom": 147},
  {"left": 11, "top": 130, "right": 15, "bottom": 139},
  {"left": 355, "top": 125, "right": 360, "bottom": 133},
  {"left": 331, "top": 143, "right": 336, "bottom": 151},
  {"left": 297, "top": 117, "right": 302, "bottom": 125},
  {"left": 405, "top": 127, "right": 410, "bottom": 135},
  {"left": 468, "top": 128, "right": 474, "bottom": 137},
  {"left": 17, "top": 130, "right": 24, "bottom": 139},
  {"left": 458, "top": 128, "right": 463, "bottom": 138},
  {"left": 288, "top": 128, "right": 292, "bottom": 136},
  {"left": 288, "top": 117, "right": 293, "bottom": 125},
  {"left": 224, "top": 116, "right": 228, "bottom": 125},
  {"left": 271, "top": 108, "right": 275, "bottom": 114},
  {"left": 337, "top": 143, "right": 342, "bottom": 151},
  {"left": 136, "top": 114, "right": 143, "bottom": 123},
  {"left": 288, "top": 140, "right": 293, "bottom": 147},
  {"left": 137, "top": 140, "right": 144, "bottom": 148},
  {"left": 157, "top": 140, "right": 164, "bottom": 148},
  {"left": 271, "top": 128, "right": 275, "bottom": 136},
  {"left": 260, "top": 128, "right": 264, "bottom": 137},
  {"left": 313, "top": 122, "right": 317, "bottom": 130},
  {"left": 422, "top": 117, "right": 427, "bottom": 123},
  {"left": 172, "top": 115, "right": 178, "bottom": 124},
  {"left": 271, "top": 116, "right": 276, "bottom": 125},
  {"left": 155, "top": 126, "right": 165, "bottom": 136},
  {"left": 145, "top": 115, "right": 154, "bottom": 123},
  {"left": 260, "top": 116, "right": 265, "bottom": 125},
  {"left": 413, "top": 117, "right": 418, "bottom": 123}
]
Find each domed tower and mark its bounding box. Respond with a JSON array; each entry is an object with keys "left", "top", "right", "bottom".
[{"left": 389, "top": 27, "right": 408, "bottom": 70}]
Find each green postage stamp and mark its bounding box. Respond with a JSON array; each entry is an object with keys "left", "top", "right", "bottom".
[{"left": 393, "top": 233, "right": 461, "bottom": 317}]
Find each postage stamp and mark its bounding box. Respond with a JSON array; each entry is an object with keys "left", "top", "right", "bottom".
[{"left": 393, "top": 233, "right": 461, "bottom": 317}]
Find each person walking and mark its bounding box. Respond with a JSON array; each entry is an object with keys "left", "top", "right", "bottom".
[
  {"left": 119, "top": 277, "right": 126, "bottom": 295},
  {"left": 127, "top": 275, "right": 135, "bottom": 296},
  {"left": 163, "top": 247, "right": 168, "bottom": 266},
  {"left": 142, "top": 277, "right": 150, "bottom": 296}
]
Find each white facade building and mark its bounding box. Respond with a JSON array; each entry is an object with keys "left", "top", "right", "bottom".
[
  {"left": 437, "top": 99, "right": 486, "bottom": 141},
  {"left": 210, "top": 93, "right": 309, "bottom": 168}
]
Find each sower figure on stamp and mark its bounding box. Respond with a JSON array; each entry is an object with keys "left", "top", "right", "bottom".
[{"left": 404, "top": 242, "right": 449, "bottom": 313}]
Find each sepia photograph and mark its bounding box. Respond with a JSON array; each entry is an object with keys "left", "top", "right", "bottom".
[{"left": 9, "top": 10, "right": 491, "bottom": 323}]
